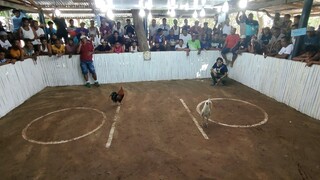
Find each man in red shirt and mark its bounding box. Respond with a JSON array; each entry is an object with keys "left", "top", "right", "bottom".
[
  {"left": 77, "top": 35, "right": 99, "bottom": 88},
  {"left": 221, "top": 27, "right": 240, "bottom": 65}
]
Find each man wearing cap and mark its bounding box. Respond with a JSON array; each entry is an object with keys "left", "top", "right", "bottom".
[
  {"left": 124, "top": 19, "right": 135, "bottom": 35},
  {"left": 159, "top": 18, "right": 170, "bottom": 37},
  {"left": 187, "top": 33, "right": 201, "bottom": 55},
  {"left": 0, "top": 31, "right": 12, "bottom": 50},
  {"left": 304, "top": 26, "right": 320, "bottom": 50},
  {"left": 77, "top": 35, "right": 100, "bottom": 88}
]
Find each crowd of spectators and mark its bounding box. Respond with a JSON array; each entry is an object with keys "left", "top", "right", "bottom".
[{"left": 1, "top": 9, "right": 320, "bottom": 68}]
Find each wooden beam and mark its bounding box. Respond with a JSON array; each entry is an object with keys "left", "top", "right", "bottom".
[
  {"left": 246, "top": 0, "right": 303, "bottom": 11},
  {"left": 0, "top": 1, "right": 37, "bottom": 12}
]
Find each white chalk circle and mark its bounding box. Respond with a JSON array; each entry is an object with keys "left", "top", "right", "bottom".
[
  {"left": 22, "top": 107, "right": 106, "bottom": 145},
  {"left": 196, "top": 98, "right": 268, "bottom": 128}
]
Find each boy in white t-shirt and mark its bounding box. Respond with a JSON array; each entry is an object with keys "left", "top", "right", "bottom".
[{"left": 276, "top": 37, "right": 293, "bottom": 59}]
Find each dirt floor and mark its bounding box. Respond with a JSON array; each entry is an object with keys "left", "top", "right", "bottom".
[{"left": 1, "top": 79, "right": 320, "bottom": 180}]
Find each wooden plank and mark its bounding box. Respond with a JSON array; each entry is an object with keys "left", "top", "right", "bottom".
[{"left": 0, "top": 1, "right": 37, "bottom": 12}]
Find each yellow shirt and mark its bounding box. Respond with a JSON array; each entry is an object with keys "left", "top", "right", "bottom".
[
  {"left": 10, "top": 48, "right": 21, "bottom": 59},
  {"left": 51, "top": 44, "right": 65, "bottom": 54}
]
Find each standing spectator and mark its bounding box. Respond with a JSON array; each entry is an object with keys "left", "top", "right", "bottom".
[
  {"left": 149, "top": 19, "right": 158, "bottom": 44},
  {"left": 292, "top": 15, "right": 301, "bottom": 29},
  {"left": 77, "top": 35, "right": 100, "bottom": 88},
  {"left": 166, "top": 29, "right": 178, "bottom": 51},
  {"left": 282, "top": 14, "right": 292, "bottom": 34},
  {"left": 222, "top": 18, "right": 232, "bottom": 35},
  {"left": 190, "top": 20, "right": 202, "bottom": 35},
  {"left": 19, "top": 18, "right": 37, "bottom": 41},
  {"left": 210, "top": 57, "right": 228, "bottom": 86},
  {"left": 51, "top": 39, "right": 65, "bottom": 57},
  {"left": 88, "top": 20, "right": 100, "bottom": 38},
  {"left": 171, "top": 19, "right": 180, "bottom": 38},
  {"left": 65, "top": 38, "right": 77, "bottom": 58},
  {"left": 100, "top": 19, "right": 111, "bottom": 39},
  {"left": 76, "top": 22, "right": 89, "bottom": 40},
  {"left": 108, "top": 31, "right": 123, "bottom": 46},
  {"left": 202, "top": 22, "right": 212, "bottom": 40},
  {"left": 221, "top": 28, "right": 240, "bottom": 64},
  {"left": 275, "top": 36, "right": 293, "bottom": 59},
  {"left": 10, "top": 39, "right": 24, "bottom": 61},
  {"left": 67, "top": 19, "right": 77, "bottom": 34},
  {"left": 52, "top": 12, "right": 68, "bottom": 43},
  {"left": 159, "top": 18, "right": 170, "bottom": 37},
  {"left": 11, "top": 9, "right": 26, "bottom": 33},
  {"left": 153, "top": 28, "right": 165, "bottom": 46},
  {"left": 179, "top": 28, "right": 192, "bottom": 46},
  {"left": 46, "top": 21, "right": 57, "bottom": 40},
  {"left": 182, "top": 19, "right": 191, "bottom": 32},
  {"left": 112, "top": 22, "right": 124, "bottom": 37},
  {"left": 0, "top": 31, "right": 12, "bottom": 50},
  {"left": 236, "top": 11, "right": 247, "bottom": 36},
  {"left": 187, "top": 33, "right": 201, "bottom": 55},
  {"left": 260, "top": 27, "right": 272, "bottom": 45},
  {"left": 304, "top": 26, "right": 319, "bottom": 50},
  {"left": 262, "top": 10, "right": 283, "bottom": 29},
  {"left": 245, "top": 13, "right": 259, "bottom": 43},
  {"left": 33, "top": 21, "right": 45, "bottom": 51},
  {"left": 124, "top": 19, "right": 135, "bottom": 35}
]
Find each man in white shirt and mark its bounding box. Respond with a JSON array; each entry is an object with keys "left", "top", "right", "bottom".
[
  {"left": 0, "top": 31, "right": 12, "bottom": 50},
  {"left": 276, "top": 37, "right": 293, "bottom": 59},
  {"left": 33, "top": 21, "right": 45, "bottom": 45},
  {"left": 179, "top": 28, "right": 192, "bottom": 46},
  {"left": 149, "top": 19, "right": 158, "bottom": 45},
  {"left": 159, "top": 18, "right": 170, "bottom": 37},
  {"left": 222, "top": 18, "right": 232, "bottom": 35}
]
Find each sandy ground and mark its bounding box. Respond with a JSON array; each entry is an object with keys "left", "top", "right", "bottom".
[{"left": 1, "top": 79, "right": 320, "bottom": 180}]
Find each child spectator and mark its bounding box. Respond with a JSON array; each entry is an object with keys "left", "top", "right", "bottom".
[
  {"left": 23, "top": 39, "right": 37, "bottom": 61},
  {"left": 9, "top": 39, "right": 24, "bottom": 61},
  {"left": 0, "top": 31, "right": 12, "bottom": 50},
  {"left": 0, "top": 49, "right": 16, "bottom": 66},
  {"left": 65, "top": 38, "right": 77, "bottom": 58},
  {"left": 150, "top": 42, "right": 166, "bottom": 51},
  {"left": 112, "top": 42, "right": 124, "bottom": 53},
  {"left": 39, "top": 37, "right": 52, "bottom": 56},
  {"left": 129, "top": 41, "right": 139, "bottom": 53},
  {"left": 51, "top": 39, "right": 65, "bottom": 57}
]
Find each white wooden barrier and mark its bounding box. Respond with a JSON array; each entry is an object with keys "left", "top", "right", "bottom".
[{"left": 0, "top": 51, "right": 319, "bottom": 120}]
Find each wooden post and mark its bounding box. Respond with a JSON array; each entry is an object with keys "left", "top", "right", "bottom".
[{"left": 132, "top": 9, "right": 149, "bottom": 51}]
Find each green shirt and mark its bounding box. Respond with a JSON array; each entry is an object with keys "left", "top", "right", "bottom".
[{"left": 187, "top": 40, "right": 201, "bottom": 50}]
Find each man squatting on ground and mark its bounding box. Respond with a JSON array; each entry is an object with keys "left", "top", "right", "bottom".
[
  {"left": 77, "top": 35, "right": 100, "bottom": 88},
  {"left": 210, "top": 57, "right": 228, "bottom": 86}
]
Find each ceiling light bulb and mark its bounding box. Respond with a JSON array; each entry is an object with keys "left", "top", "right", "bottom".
[
  {"left": 200, "top": 7, "right": 205, "bottom": 17},
  {"left": 222, "top": 1, "right": 229, "bottom": 13},
  {"left": 170, "top": 9, "right": 176, "bottom": 17},
  {"left": 54, "top": 9, "right": 61, "bottom": 16},
  {"left": 193, "top": 10, "right": 198, "bottom": 18},
  {"left": 201, "top": 0, "right": 206, "bottom": 6},
  {"left": 238, "top": 0, "right": 247, "bottom": 9},
  {"left": 185, "top": 3, "right": 189, "bottom": 11},
  {"left": 148, "top": 11, "right": 152, "bottom": 20},
  {"left": 167, "top": 9, "right": 170, "bottom": 15},
  {"left": 139, "top": 8, "right": 146, "bottom": 17},
  {"left": 107, "top": 10, "right": 114, "bottom": 19}
]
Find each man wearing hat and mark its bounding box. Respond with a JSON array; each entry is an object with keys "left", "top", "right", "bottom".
[
  {"left": 304, "top": 26, "right": 320, "bottom": 50},
  {"left": 0, "top": 31, "right": 12, "bottom": 50},
  {"left": 77, "top": 35, "right": 100, "bottom": 88}
]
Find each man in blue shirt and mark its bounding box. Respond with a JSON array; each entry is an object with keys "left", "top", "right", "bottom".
[
  {"left": 245, "top": 13, "right": 259, "bottom": 43},
  {"left": 210, "top": 57, "right": 228, "bottom": 86},
  {"left": 11, "top": 9, "right": 26, "bottom": 33}
]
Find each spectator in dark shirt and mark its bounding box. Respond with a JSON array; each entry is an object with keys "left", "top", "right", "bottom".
[
  {"left": 52, "top": 13, "right": 68, "bottom": 43},
  {"left": 260, "top": 27, "right": 272, "bottom": 45},
  {"left": 124, "top": 19, "right": 135, "bottom": 35},
  {"left": 76, "top": 22, "right": 89, "bottom": 40},
  {"left": 108, "top": 31, "right": 123, "bottom": 46},
  {"left": 166, "top": 29, "right": 178, "bottom": 51},
  {"left": 209, "top": 33, "right": 223, "bottom": 50},
  {"left": 304, "top": 26, "right": 320, "bottom": 50},
  {"left": 210, "top": 57, "right": 228, "bottom": 86},
  {"left": 230, "top": 35, "right": 248, "bottom": 67},
  {"left": 150, "top": 42, "right": 166, "bottom": 51},
  {"left": 95, "top": 39, "right": 112, "bottom": 53}
]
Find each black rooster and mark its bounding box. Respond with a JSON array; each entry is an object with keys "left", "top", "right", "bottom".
[{"left": 110, "top": 87, "right": 125, "bottom": 104}]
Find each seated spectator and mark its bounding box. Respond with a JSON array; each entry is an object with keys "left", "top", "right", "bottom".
[
  {"left": 221, "top": 27, "right": 240, "bottom": 64},
  {"left": 292, "top": 15, "right": 301, "bottom": 29},
  {"left": 112, "top": 42, "right": 124, "bottom": 53},
  {"left": 19, "top": 18, "right": 37, "bottom": 44},
  {"left": 166, "top": 29, "right": 178, "bottom": 51},
  {"left": 265, "top": 27, "right": 285, "bottom": 56},
  {"left": 200, "top": 34, "right": 210, "bottom": 50},
  {"left": 113, "top": 21, "right": 124, "bottom": 37},
  {"left": 210, "top": 57, "right": 228, "bottom": 86},
  {"left": 0, "top": 49, "right": 16, "bottom": 66},
  {"left": 248, "top": 35, "right": 263, "bottom": 55},
  {"left": 39, "top": 37, "right": 52, "bottom": 56},
  {"left": 175, "top": 39, "right": 189, "bottom": 56},
  {"left": 108, "top": 31, "right": 124, "bottom": 46},
  {"left": 129, "top": 41, "right": 139, "bottom": 53},
  {"left": 95, "top": 39, "right": 112, "bottom": 53},
  {"left": 153, "top": 28, "right": 165, "bottom": 46},
  {"left": 9, "top": 39, "right": 24, "bottom": 61},
  {"left": 149, "top": 19, "right": 159, "bottom": 46},
  {"left": 304, "top": 26, "right": 320, "bottom": 50},
  {"left": 305, "top": 51, "right": 320, "bottom": 67},
  {"left": 45, "top": 21, "right": 56, "bottom": 40},
  {"left": 229, "top": 35, "right": 248, "bottom": 67},
  {"left": 179, "top": 28, "right": 191, "bottom": 46},
  {"left": 187, "top": 33, "right": 201, "bottom": 55},
  {"left": 209, "top": 33, "right": 223, "bottom": 50},
  {"left": 292, "top": 45, "right": 319, "bottom": 62},
  {"left": 33, "top": 20, "right": 45, "bottom": 46},
  {"left": 150, "top": 42, "right": 166, "bottom": 51},
  {"left": 23, "top": 39, "right": 37, "bottom": 61},
  {"left": 65, "top": 38, "right": 77, "bottom": 58},
  {"left": 0, "top": 31, "right": 12, "bottom": 50},
  {"left": 88, "top": 20, "right": 100, "bottom": 38},
  {"left": 275, "top": 36, "right": 293, "bottom": 59},
  {"left": 51, "top": 39, "right": 65, "bottom": 57}
]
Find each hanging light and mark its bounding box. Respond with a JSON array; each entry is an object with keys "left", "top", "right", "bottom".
[
  {"left": 167, "top": 9, "right": 170, "bottom": 15},
  {"left": 185, "top": 2, "right": 189, "bottom": 11},
  {"left": 238, "top": 0, "right": 247, "bottom": 9},
  {"left": 222, "top": 1, "right": 229, "bottom": 13},
  {"left": 107, "top": 0, "right": 114, "bottom": 9},
  {"left": 146, "top": 0, "right": 153, "bottom": 10},
  {"left": 139, "top": 8, "right": 146, "bottom": 17},
  {"left": 194, "top": 0, "right": 199, "bottom": 9},
  {"left": 148, "top": 11, "right": 152, "bottom": 20},
  {"left": 170, "top": 9, "right": 176, "bottom": 17},
  {"left": 107, "top": 9, "right": 114, "bottom": 19},
  {"left": 54, "top": 8, "right": 61, "bottom": 16},
  {"left": 201, "top": 0, "right": 206, "bottom": 6},
  {"left": 200, "top": 7, "right": 205, "bottom": 17},
  {"left": 192, "top": 10, "right": 198, "bottom": 18}
]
